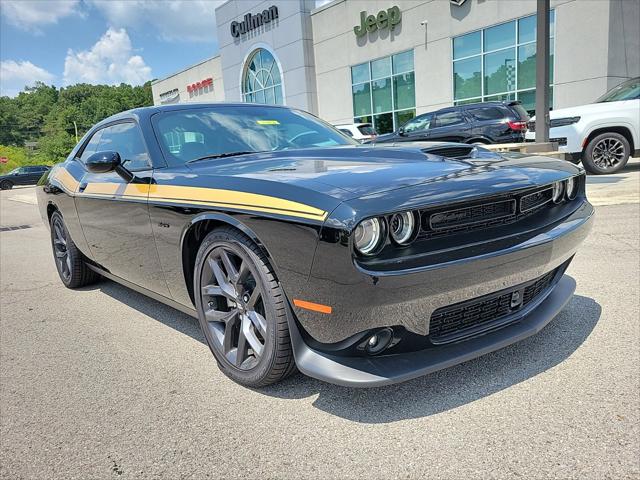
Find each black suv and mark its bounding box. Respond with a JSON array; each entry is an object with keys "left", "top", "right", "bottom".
[
  {"left": 0, "top": 165, "right": 50, "bottom": 190},
  {"left": 372, "top": 101, "right": 530, "bottom": 145}
]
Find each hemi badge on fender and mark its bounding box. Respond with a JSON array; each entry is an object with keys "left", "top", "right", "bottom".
[{"left": 293, "top": 299, "right": 332, "bottom": 314}]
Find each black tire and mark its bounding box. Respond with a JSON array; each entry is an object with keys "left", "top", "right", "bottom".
[
  {"left": 50, "top": 211, "right": 100, "bottom": 288},
  {"left": 0, "top": 180, "right": 13, "bottom": 190},
  {"left": 468, "top": 139, "right": 490, "bottom": 145},
  {"left": 582, "top": 132, "right": 630, "bottom": 174},
  {"left": 194, "top": 227, "right": 296, "bottom": 387}
]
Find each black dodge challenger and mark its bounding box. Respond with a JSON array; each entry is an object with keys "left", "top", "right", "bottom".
[{"left": 37, "top": 103, "right": 593, "bottom": 388}]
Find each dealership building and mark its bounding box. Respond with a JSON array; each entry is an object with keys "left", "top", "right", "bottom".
[{"left": 151, "top": 0, "right": 639, "bottom": 134}]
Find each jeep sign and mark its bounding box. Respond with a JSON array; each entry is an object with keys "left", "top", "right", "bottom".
[{"left": 354, "top": 6, "right": 401, "bottom": 38}]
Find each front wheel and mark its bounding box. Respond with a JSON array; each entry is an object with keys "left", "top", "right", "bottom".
[
  {"left": 0, "top": 180, "right": 13, "bottom": 190},
  {"left": 194, "top": 227, "right": 296, "bottom": 387},
  {"left": 50, "top": 211, "right": 100, "bottom": 288},
  {"left": 582, "top": 132, "right": 630, "bottom": 174}
]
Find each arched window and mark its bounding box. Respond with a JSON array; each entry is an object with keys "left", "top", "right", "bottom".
[{"left": 242, "top": 48, "right": 283, "bottom": 105}]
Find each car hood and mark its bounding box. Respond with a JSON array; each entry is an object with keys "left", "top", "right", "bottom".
[
  {"left": 531, "top": 100, "right": 632, "bottom": 121},
  {"left": 186, "top": 145, "right": 580, "bottom": 202}
]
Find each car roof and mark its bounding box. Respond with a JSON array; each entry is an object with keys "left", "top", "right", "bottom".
[{"left": 414, "top": 101, "right": 514, "bottom": 117}]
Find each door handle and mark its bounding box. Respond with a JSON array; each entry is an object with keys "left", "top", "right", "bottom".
[{"left": 78, "top": 182, "right": 87, "bottom": 193}]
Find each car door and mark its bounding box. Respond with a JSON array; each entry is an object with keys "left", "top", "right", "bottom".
[
  {"left": 23, "top": 166, "right": 45, "bottom": 185},
  {"left": 398, "top": 113, "right": 434, "bottom": 142},
  {"left": 12, "top": 167, "right": 31, "bottom": 185},
  {"left": 74, "top": 121, "right": 170, "bottom": 297},
  {"left": 428, "top": 110, "right": 472, "bottom": 142}
]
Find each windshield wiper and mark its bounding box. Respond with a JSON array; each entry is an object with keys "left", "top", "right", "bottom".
[{"left": 187, "top": 151, "right": 260, "bottom": 164}]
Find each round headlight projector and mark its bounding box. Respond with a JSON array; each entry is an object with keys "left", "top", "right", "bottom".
[
  {"left": 551, "top": 181, "right": 564, "bottom": 203},
  {"left": 389, "top": 212, "right": 416, "bottom": 245},
  {"left": 354, "top": 218, "right": 382, "bottom": 255}
]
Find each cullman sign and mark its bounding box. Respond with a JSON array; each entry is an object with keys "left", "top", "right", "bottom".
[
  {"left": 354, "top": 6, "right": 401, "bottom": 37},
  {"left": 231, "top": 5, "right": 279, "bottom": 38}
]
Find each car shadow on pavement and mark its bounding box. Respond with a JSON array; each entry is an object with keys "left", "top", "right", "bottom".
[
  {"left": 93, "top": 280, "right": 600, "bottom": 424},
  {"left": 91, "top": 281, "right": 206, "bottom": 344}
]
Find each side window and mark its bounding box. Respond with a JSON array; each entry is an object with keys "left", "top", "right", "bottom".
[
  {"left": 78, "top": 129, "right": 104, "bottom": 163},
  {"left": 98, "top": 122, "right": 151, "bottom": 171},
  {"left": 468, "top": 107, "right": 505, "bottom": 121},
  {"left": 434, "top": 111, "right": 466, "bottom": 128},
  {"left": 339, "top": 128, "right": 354, "bottom": 137},
  {"left": 404, "top": 114, "right": 433, "bottom": 133}
]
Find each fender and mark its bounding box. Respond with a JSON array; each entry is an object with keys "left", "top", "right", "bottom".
[
  {"left": 179, "top": 211, "right": 280, "bottom": 271},
  {"left": 582, "top": 120, "right": 638, "bottom": 149}
]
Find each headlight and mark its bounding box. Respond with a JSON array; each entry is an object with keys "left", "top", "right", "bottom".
[
  {"left": 566, "top": 176, "right": 578, "bottom": 200},
  {"left": 550, "top": 116, "right": 581, "bottom": 128},
  {"left": 389, "top": 212, "right": 416, "bottom": 245},
  {"left": 354, "top": 218, "right": 383, "bottom": 255},
  {"left": 551, "top": 181, "right": 564, "bottom": 203}
]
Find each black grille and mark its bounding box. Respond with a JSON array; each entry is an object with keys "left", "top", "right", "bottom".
[
  {"left": 429, "top": 267, "right": 559, "bottom": 343},
  {"left": 429, "top": 200, "right": 516, "bottom": 231},
  {"left": 423, "top": 146, "right": 475, "bottom": 159},
  {"left": 520, "top": 187, "right": 552, "bottom": 212},
  {"left": 416, "top": 184, "right": 565, "bottom": 241}
]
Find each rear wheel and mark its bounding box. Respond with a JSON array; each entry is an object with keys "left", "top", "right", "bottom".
[
  {"left": 0, "top": 180, "right": 13, "bottom": 190},
  {"left": 194, "top": 227, "right": 296, "bottom": 387},
  {"left": 50, "top": 211, "right": 100, "bottom": 288},
  {"left": 583, "top": 132, "right": 630, "bottom": 174}
]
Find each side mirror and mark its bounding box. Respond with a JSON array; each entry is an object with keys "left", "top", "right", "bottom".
[
  {"left": 85, "top": 151, "right": 134, "bottom": 182},
  {"left": 86, "top": 151, "right": 121, "bottom": 173},
  {"left": 398, "top": 127, "right": 406, "bottom": 136}
]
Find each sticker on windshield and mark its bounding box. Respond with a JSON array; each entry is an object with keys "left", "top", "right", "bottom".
[{"left": 257, "top": 120, "right": 280, "bottom": 125}]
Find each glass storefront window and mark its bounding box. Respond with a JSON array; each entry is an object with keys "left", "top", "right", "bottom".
[
  {"left": 484, "top": 48, "right": 516, "bottom": 95},
  {"left": 453, "top": 31, "right": 481, "bottom": 59},
  {"left": 454, "top": 56, "right": 482, "bottom": 100},
  {"left": 393, "top": 72, "right": 415, "bottom": 110},
  {"left": 350, "top": 50, "right": 415, "bottom": 134},
  {"left": 242, "top": 48, "right": 283, "bottom": 105},
  {"left": 372, "top": 78, "right": 392, "bottom": 113},
  {"left": 392, "top": 51, "right": 414, "bottom": 74},
  {"left": 352, "top": 83, "right": 371, "bottom": 116},
  {"left": 394, "top": 109, "right": 416, "bottom": 129},
  {"left": 452, "top": 12, "right": 555, "bottom": 114},
  {"left": 371, "top": 57, "right": 391, "bottom": 80},
  {"left": 484, "top": 21, "right": 515, "bottom": 52},
  {"left": 351, "top": 63, "right": 370, "bottom": 84}
]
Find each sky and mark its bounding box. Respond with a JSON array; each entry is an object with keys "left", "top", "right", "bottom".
[{"left": 0, "top": 0, "right": 230, "bottom": 97}]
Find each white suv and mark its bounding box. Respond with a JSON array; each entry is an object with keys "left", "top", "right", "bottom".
[
  {"left": 526, "top": 77, "right": 639, "bottom": 174},
  {"left": 334, "top": 123, "right": 377, "bottom": 142}
]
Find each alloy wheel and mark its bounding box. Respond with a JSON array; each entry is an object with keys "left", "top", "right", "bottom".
[
  {"left": 592, "top": 137, "right": 626, "bottom": 170},
  {"left": 200, "top": 245, "right": 267, "bottom": 370},
  {"left": 52, "top": 218, "right": 71, "bottom": 282}
]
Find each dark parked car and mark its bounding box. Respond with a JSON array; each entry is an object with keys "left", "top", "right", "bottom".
[
  {"left": 0, "top": 165, "right": 50, "bottom": 189},
  {"left": 37, "top": 103, "right": 592, "bottom": 388},
  {"left": 372, "top": 101, "right": 530, "bottom": 145}
]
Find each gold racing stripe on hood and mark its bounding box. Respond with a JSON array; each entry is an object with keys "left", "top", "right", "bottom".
[
  {"left": 52, "top": 169, "right": 327, "bottom": 221},
  {"left": 148, "top": 184, "right": 328, "bottom": 221}
]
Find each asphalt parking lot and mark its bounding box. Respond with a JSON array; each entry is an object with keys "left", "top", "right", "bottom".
[{"left": 1, "top": 161, "right": 639, "bottom": 479}]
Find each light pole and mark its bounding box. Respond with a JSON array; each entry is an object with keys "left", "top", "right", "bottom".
[{"left": 536, "top": 0, "right": 550, "bottom": 143}]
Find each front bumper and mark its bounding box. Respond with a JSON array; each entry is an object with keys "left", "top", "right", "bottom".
[
  {"left": 289, "top": 199, "right": 593, "bottom": 387},
  {"left": 291, "top": 275, "right": 576, "bottom": 387},
  {"left": 525, "top": 125, "right": 583, "bottom": 153}
]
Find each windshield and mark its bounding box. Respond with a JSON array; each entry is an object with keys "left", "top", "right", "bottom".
[
  {"left": 153, "top": 105, "right": 357, "bottom": 164},
  {"left": 596, "top": 78, "right": 640, "bottom": 103}
]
